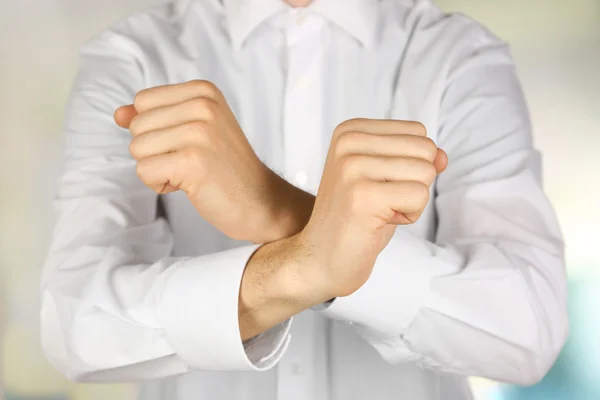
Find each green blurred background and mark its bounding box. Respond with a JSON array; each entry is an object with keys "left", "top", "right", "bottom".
[{"left": 0, "top": 0, "right": 599, "bottom": 399}]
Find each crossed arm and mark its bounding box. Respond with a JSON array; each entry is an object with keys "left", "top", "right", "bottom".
[
  {"left": 41, "top": 35, "right": 567, "bottom": 385},
  {"left": 113, "top": 80, "right": 448, "bottom": 342}
]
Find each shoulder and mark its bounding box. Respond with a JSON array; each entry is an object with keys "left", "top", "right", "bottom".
[
  {"left": 77, "top": 0, "right": 220, "bottom": 70},
  {"left": 382, "top": 0, "right": 512, "bottom": 65}
]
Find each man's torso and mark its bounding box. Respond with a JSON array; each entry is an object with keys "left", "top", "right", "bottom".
[{"left": 106, "top": 0, "right": 489, "bottom": 398}]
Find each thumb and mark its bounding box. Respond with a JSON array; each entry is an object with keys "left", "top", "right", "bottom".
[
  {"left": 434, "top": 147, "right": 448, "bottom": 174},
  {"left": 114, "top": 104, "right": 137, "bottom": 129}
]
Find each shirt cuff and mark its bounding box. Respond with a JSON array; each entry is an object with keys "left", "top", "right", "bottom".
[
  {"left": 243, "top": 318, "right": 292, "bottom": 369},
  {"left": 158, "top": 244, "right": 292, "bottom": 371},
  {"left": 316, "top": 229, "right": 462, "bottom": 338}
]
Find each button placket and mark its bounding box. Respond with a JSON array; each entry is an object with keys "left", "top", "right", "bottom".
[{"left": 277, "top": 12, "right": 324, "bottom": 400}]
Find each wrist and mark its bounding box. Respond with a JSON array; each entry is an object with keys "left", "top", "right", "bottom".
[
  {"left": 238, "top": 234, "right": 329, "bottom": 340},
  {"left": 241, "top": 234, "right": 331, "bottom": 313},
  {"left": 261, "top": 170, "right": 315, "bottom": 243},
  {"left": 275, "top": 188, "right": 315, "bottom": 240}
]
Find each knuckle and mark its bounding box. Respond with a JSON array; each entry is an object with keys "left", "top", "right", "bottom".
[
  {"left": 333, "top": 131, "right": 360, "bottom": 158},
  {"left": 332, "top": 125, "right": 346, "bottom": 138},
  {"left": 414, "top": 182, "right": 431, "bottom": 206},
  {"left": 188, "top": 97, "right": 210, "bottom": 109},
  {"left": 189, "top": 97, "right": 219, "bottom": 120},
  {"left": 424, "top": 161, "right": 437, "bottom": 183},
  {"left": 422, "top": 137, "right": 438, "bottom": 160},
  {"left": 189, "top": 80, "right": 220, "bottom": 97},
  {"left": 339, "top": 154, "right": 362, "bottom": 179},
  {"left": 409, "top": 157, "right": 436, "bottom": 184},
  {"left": 128, "top": 114, "right": 143, "bottom": 135},
  {"left": 332, "top": 141, "right": 347, "bottom": 160},
  {"left": 346, "top": 118, "right": 368, "bottom": 126},
  {"left": 410, "top": 121, "right": 427, "bottom": 136},
  {"left": 133, "top": 89, "right": 151, "bottom": 112},
  {"left": 128, "top": 137, "right": 142, "bottom": 159},
  {"left": 334, "top": 118, "right": 366, "bottom": 136}
]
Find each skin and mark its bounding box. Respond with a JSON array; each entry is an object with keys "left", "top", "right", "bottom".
[
  {"left": 115, "top": 80, "right": 448, "bottom": 341},
  {"left": 285, "top": 0, "right": 314, "bottom": 7}
]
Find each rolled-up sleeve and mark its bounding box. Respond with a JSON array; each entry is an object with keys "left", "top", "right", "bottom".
[
  {"left": 318, "top": 28, "right": 568, "bottom": 386},
  {"left": 40, "top": 28, "right": 290, "bottom": 382}
]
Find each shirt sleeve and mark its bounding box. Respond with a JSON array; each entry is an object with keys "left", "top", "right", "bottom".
[
  {"left": 317, "top": 30, "right": 568, "bottom": 386},
  {"left": 40, "top": 29, "right": 291, "bottom": 382}
]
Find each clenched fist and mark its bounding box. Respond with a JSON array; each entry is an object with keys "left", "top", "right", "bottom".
[
  {"left": 297, "top": 118, "right": 447, "bottom": 298},
  {"left": 114, "top": 80, "right": 312, "bottom": 243}
]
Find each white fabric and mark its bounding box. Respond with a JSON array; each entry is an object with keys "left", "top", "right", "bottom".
[{"left": 40, "top": 0, "right": 568, "bottom": 399}]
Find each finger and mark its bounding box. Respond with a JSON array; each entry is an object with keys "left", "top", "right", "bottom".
[
  {"left": 114, "top": 105, "right": 138, "bottom": 129},
  {"left": 134, "top": 80, "right": 224, "bottom": 113},
  {"left": 343, "top": 155, "right": 437, "bottom": 187},
  {"left": 129, "top": 97, "right": 219, "bottom": 136},
  {"left": 389, "top": 210, "right": 424, "bottom": 225},
  {"left": 129, "top": 122, "right": 208, "bottom": 160},
  {"left": 380, "top": 179, "right": 431, "bottom": 225},
  {"left": 335, "top": 118, "right": 427, "bottom": 137},
  {"left": 145, "top": 181, "right": 179, "bottom": 195},
  {"left": 136, "top": 151, "right": 190, "bottom": 194},
  {"left": 434, "top": 148, "right": 448, "bottom": 174},
  {"left": 335, "top": 132, "right": 438, "bottom": 161},
  {"left": 359, "top": 180, "right": 430, "bottom": 223},
  {"left": 160, "top": 183, "right": 179, "bottom": 194}
]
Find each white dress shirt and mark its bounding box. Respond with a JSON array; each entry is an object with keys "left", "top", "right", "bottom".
[{"left": 40, "top": 0, "right": 569, "bottom": 399}]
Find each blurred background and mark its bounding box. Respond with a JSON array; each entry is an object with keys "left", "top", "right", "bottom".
[{"left": 0, "top": 0, "right": 598, "bottom": 399}]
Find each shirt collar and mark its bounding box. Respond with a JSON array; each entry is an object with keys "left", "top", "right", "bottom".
[
  {"left": 310, "top": 0, "right": 378, "bottom": 47},
  {"left": 223, "top": 0, "right": 378, "bottom": 49},
  {"left": 223, "top": 0, "right": 288, "bottom": 50}
]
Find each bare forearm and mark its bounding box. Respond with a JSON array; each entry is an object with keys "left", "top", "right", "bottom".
[
  {"left": 238, "top": 233, "right": 330, "bottom": 340},
  {"left": 238, "top": 119, "right": 447, "bottom": 340}
]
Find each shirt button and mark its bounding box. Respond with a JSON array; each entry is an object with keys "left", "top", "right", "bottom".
[
  {"left": 292, "top": 363, "right": 304, "bottom": 375},
  {"left": 294, "top": 171, "right": 308, "bottom": 186},
  {"left": 295, "top": 12, "right": 307, "bottom": 25},
  {"left": 295, "top": 76, "right": 310, "bottom": 90}
]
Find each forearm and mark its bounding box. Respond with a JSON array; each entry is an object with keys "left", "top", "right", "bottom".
[
  {"left": 316, "top": 169, "right": 567, "bottom": 384},
  {"left": 236, "top": 180, "right": 318, "bottom": 341},
  {"left": 238, "top": 233, "right": 330, "bottom": 340}
]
